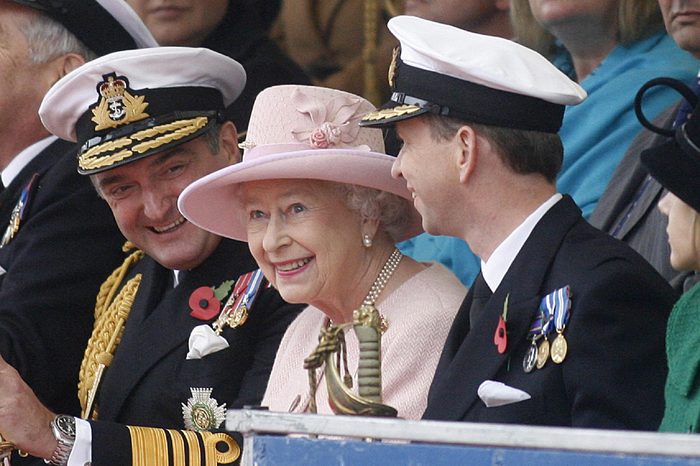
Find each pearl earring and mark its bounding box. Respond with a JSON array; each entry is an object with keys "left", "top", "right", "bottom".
[{"left": 362, "top": 234, "right": 373, "bottom": 248}]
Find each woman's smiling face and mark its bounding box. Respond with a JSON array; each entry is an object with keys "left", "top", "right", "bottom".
[{"left": 242, "top": 179, "right": 366, "bottom": 309}]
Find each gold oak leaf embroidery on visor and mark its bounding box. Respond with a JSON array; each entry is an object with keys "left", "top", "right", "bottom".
[
  {"left": 362, "top": 104, "right": 422, "bottom": 122},
  {"left": 78, "top": 117, "right": 210, "bottom": 171}
]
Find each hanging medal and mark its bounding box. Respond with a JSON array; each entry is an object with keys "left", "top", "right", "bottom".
[
  {"left": 1, "top": 173, "right": 39, "bottom": 248},
  {"left": 213, "top": 269, "right": 266, "bottom": 334},
  {"left": 550, "top": 286, "right": 571, "bottom": 364},
  {"left": 536, "top": 294, "right": 555, "bottom": 369},
  {"left": 494, "top": 294, "right": 509, "bottom": 354},
  {"left": 523, "top": 309, "right": 543, "bottom": 373}
]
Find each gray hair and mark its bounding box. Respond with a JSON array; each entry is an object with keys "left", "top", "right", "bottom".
[
  {"left": 334, "top": 183, "right": 413, "bottom": 242},
  {"left": 17, "top": 10, "right": 96, "bottom": 64}
]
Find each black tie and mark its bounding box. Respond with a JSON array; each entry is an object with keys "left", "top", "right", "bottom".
[{"left": 469, "top": 273, "right": 493, "bottom": 328}]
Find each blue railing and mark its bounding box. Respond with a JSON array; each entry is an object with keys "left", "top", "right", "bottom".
[{"left": 227, "top": 409, "right": 700, "bottom": 465}]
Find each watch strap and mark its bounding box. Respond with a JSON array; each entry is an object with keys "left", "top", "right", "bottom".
[{"left": 46, "top": 415, "right": 75, "bottom": 466}]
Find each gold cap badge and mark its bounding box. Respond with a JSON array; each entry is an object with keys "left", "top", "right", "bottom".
[{"left": 91, "top": 73, "right": 149, "bottom": 131}]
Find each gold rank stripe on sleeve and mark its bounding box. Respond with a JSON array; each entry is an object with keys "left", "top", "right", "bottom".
[{"left": 127, "top": 426, "right": 240, "bottom": 466}]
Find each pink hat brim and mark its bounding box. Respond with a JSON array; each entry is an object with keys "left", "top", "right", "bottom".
[{"left": 178, "top": 147, "right": 424, "bottom": 242}]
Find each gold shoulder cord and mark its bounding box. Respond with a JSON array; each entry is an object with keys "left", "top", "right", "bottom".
[
  {"left": 78, "top": 242, "right": 144, "bottom": 419},
  {"left": 127, "top": 426, "right": 239, "bottom": 466},
  {"left": 363, "top": 0, "right": 380, "bottom": 105},
  {"left": 363, "top": 0, "right": 401, "bottom": 105}
]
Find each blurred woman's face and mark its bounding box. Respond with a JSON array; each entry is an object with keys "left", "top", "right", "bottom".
[
  {"left": 527, "top": 0, "right": 618, "bottom": 30},
  {"left": 242, "top": 179, "right": 366, "bottom": 310},
  {"left": 404, "top": 0, "right": 507, "bottom": 32},
  {"left": 659, "top": 0, "right": 700, "bottom": 56},
  {"left": 126, "top": 0, "right": 229, "bottom": 46},
  {"left": 658, "top": 191, "right": 700, "bottom": 271}
]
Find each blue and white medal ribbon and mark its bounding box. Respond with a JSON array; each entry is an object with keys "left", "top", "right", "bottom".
[
  {"left": 241, "top": 268, "right": 265, "bottom": 311},
  {"left": 213, "top": 268, "right": 266, "bottom": 335},
  {"left": 536, "top": 293, "right": 556, "bottom": 369},
  {"left": 550, "top": 286, "right": 571, "bottom": 364}
]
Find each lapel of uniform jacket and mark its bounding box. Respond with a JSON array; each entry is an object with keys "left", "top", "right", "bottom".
[
  {"left": 99, "top": 239, "right": 256, "bottom": 421},
  {"left": 424, "top": 196, "right": 582, "bottom": 421}
]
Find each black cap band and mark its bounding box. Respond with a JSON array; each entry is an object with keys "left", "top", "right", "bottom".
[{"left": 391, "top": 61, "right": 565, "bottom": 133}]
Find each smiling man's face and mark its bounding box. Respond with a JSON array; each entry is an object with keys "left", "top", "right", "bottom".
[{"left": 94, "top": 126, "right": 236, "bottom": 270}]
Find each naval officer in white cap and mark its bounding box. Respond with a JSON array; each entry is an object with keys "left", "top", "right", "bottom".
[
  {"left": 0, "top": 46, "right": 300, "bottom": 465},
  {"left": 362, "top": 15, "right": 676, "bottom": 430}
]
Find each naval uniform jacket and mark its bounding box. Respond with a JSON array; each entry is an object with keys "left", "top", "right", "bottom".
[
  {"left": 423, "top": 196, "right": 676, "bottom": 430},
  {"left": 0, "top": 139, "right": 125, "bottom": 416},
  {"left": 88, "top": 239, "right": 301, "bottom": 465}
]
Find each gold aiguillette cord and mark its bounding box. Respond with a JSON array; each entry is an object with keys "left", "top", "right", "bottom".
[{"left": 0, "top": 433, "right": 14, "bottom": 465}]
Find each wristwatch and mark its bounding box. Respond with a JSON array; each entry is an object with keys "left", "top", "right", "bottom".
[{"left": 46, "top": 415, "right": 76, "bottom": 466}]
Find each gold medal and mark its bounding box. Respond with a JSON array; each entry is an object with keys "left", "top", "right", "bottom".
[
  {"left": 551, "top": 333, "right": 568, "bottom": 364},
  {"left": 536, "top": 338, "right": 549, "bottom": 369}
]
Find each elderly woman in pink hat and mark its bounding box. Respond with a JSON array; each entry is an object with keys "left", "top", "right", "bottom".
[{"left": 179, "top": 84, "right": 466, "bottom": 419}]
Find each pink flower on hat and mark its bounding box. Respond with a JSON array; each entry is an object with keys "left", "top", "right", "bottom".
[
  {"left": 309, "top": 122, "right": 342, "bottom": 149},
  {"left": 291, "top": 88, "right": 364, "bottom": 149}
]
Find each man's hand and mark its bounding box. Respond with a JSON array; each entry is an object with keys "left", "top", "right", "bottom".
[{"left": 0, "top": 355, "right": 57, "bottom": 459}]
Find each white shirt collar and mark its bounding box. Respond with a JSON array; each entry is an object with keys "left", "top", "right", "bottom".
[
  {"left": 481, "top": 193, "right": 562, "bottom": 292},
  {"left": 2, "top": 136, "right": 58, "bottom": 188}
]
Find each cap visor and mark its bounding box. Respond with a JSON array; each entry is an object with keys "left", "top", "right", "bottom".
[{"left": 360, "top": 101, "right": 428, "bottom": 128}]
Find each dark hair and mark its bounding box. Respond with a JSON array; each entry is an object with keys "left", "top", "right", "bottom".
[
  {"left": 203, "top": 122, "right": 223, "bottom": 154},
  {"left": 425, "top": 113, "right": 563, "bottom": 183}
]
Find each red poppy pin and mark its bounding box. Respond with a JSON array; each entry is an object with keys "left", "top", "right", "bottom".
[
  {"left": 188, "top": 280, "right": 234, "bottom": 321},
  {"left": 493, "top": 293, "right": 509, "bottom": 354}
]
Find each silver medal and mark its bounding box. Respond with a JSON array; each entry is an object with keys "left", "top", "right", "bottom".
[{"left": 523, "top": 341, "right": 538, "bottom": 373}]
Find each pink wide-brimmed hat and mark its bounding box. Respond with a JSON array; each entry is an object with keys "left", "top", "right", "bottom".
[{"left": 178, "top": 85, "right": 423, "bottom": 242}]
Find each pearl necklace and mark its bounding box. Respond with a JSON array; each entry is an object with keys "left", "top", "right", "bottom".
[
  {"left": 363, "top": 248, "right": 403, "bottom": 332},
  {"left": 364, "top": 248, "right": 403, "bottom": 305}
]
